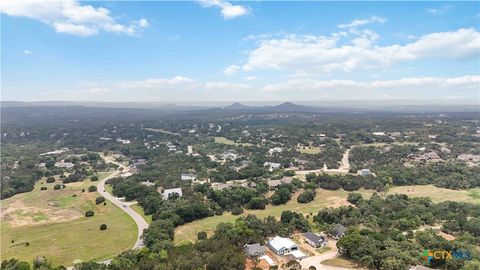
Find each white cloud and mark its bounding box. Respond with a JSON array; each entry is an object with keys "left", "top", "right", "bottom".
[
  {"left": 23, "top": 49, "right": 32, "bottom": 55},
  {"left": 223, "top": 65, "right": 240, "bottom": 75},
  {"left": 198, "top": 0, "right": 249, "bottom": 19},
  {"left": 115, "top": 76, "right": 198, "bottom": 89},
  {"left": 338, "top": 16, "right": 386, "bottom": 30},
  {"left": 262, "top": 75, "right": 480, "bottom": 93},
  {"left": 205, "top": 81, "right": 251, "bottom": 90},
  {"left": 0, "top": 0, "right": 149, "bottom": 36},
  {"left": 243, "top": 76, "right": 257, "bottom": 81},
  {"left": 426, "top": 5, "right": 452, "bottom": 15},
  {"left": 242, "top": 28, "right": 480, "bottom": 73}
]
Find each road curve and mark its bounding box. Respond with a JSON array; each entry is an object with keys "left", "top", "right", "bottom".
[{"left": 98, "top": 157, "right": 149, "bottom": 249}]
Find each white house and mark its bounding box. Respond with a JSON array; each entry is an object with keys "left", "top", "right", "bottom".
[
  {"left": 181, "top": 173, "right": 197, "bottom": 181},
  {"left": 268, "top": 236, "right": 298, "bottom": 255},
  {"left": 163, "top": 188, "right": 182, "bottom": 200},
  {"left": 264, "top": 162, "right": 281, "bottom": 171},
  {"left": 357, "top": 169, "right": 371, "bottom": 176},
  {"left": 268, "top": 147, "right": 283, "bottom": 155}
]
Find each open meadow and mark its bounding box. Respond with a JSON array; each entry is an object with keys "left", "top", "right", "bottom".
[
  {"left": 174, "top": 185, "right": 480, "bottom": 244},
  {"left": 1, "top": 173, "right": 137, "bottom": 266}
]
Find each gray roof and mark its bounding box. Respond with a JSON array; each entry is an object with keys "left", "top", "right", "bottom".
[
  {"left": 304, "top": 231, "right": 326, "bottom": 244},
  {"left": 244, "top": 243, "right": 266, "bottom": 257},
  {"left": 333, "top": 224, "right": 347, "bottom": 236}
]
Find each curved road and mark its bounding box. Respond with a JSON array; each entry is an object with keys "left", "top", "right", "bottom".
[{"left": 98, "top": 156, "right": 149, "bottom": 249}]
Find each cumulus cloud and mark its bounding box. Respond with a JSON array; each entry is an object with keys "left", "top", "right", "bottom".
[
  {"left": 0, "top": 0, "right": 149, "bottom": 36},
  {"left": 241, "top": 28, "right": 480, "bottom": 73},
  {"left": 23, "top": 49, "right": 32, "bottom": 55},
  {"left": 338, "top": 16, "right": 386, "bottom": 30},
  {"left": 262, "top": 75, "right": 480, "bottom": 92},
  {"left": 223, "top": 65, "right": 240, "bottom": 75},
  {"left": 198, "top": 0, "right": 249, "bottom": 19}
]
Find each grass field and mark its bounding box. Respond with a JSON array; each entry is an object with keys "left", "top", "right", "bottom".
[
  {"left": 297, "top": 146, "right": 321, "bottom": 154},
  {"left": 214, "top": 136, "right": 253, "bottom": 147},
  {"left": 1, "top": 172, "right": 137, "bottom": 266},
  {"left": 322, "top": 256, "right": 366, "bottom": 269},
  {"left": 174, "top": 185, "right": 479, "bottom": 244}
]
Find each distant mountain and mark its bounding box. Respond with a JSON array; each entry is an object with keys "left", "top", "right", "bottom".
[
  {"left": 223, "top": 102, "right": 251, "bottom": 110},
  {"left": 269, "top": 102, "right": 312, "bottom": 112}
]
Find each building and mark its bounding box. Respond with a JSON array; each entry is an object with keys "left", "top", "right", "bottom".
[
  {"left": 372, "top": 132, "right": 386, "bottom": 136},
  {"left": 268, "top": 236, "right": 298, "bottom": 255},
  {"left": 132, "top": 159, "right": 147, "bottom": 168},
  {"left": 303, "top": 231, "right": 327, "bottom": 248},
  {"left": 331, "top": 224, "right": 347, "bottom": 239},
  {"left": 264, "top": 162, "right": 281, "bottom": 171},
  {"left": 268, "top": 147, "right": 283, "bottom": 155},
  {"left": 181, "top": 173, "right": 197, "bottom": 181},
  {"left": 415, "top": 151, "right": 441, "bottom": 162},
  {"left": 116, "top": 138, "right": 131, "bottom": 144},
  {"left": 357, "top": 169, "right": 371, "bottom": 176},
  {"left": 163, "top": 188, "right": 182, "bottom": 200},
  {"left": 267, "top": 177, "right": 293, "bottom": 190},
  {"left": 457, "top": 154, "right": 480, "bottom": 163},
  {"left": 54, "top": 161, "right": 74, "bottom": 168},
  {"left": 244, "top": 243, "right": 267, "bottom": 258}
]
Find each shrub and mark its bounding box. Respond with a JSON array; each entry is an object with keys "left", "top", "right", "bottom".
[
  {"left": 347, "top": 193, "right": 363, "bottom": 205},
  {"left": 214, "top": 208, "right": 224, "bottom": 216},
  {"left": 103, "top": 202, "right": 107, "bottom": 206},
  {"left": 95, "top": 197, "right": 105, "bottom": 205},
  {"left": 40, "top": 187, "right": 47, "bottom": 191},
  {"left": 297, "top": 190, "right": 316, "bottom": 204},
  {"left": 231, "top": 206, "right": 243, "bottom": 215},
  {"left": 197, "top": 231, "right": 207, "bottom": 240},
  {"left": 100, "top": 224, "right": 107, "bottom": 230},
  {"left": 53, "top": 184, "right": 65, "bottom": 190},
  {"left": 85, "top": 210, "right": 95, "bottom": 217},
  {"left": 88, "top": 185, "right": 97, "bottom": 192},
  {"left": 82, "top": 189, "right": 85, "bottom": 192},
  {"left": 46, "top": 177, "right": 55, "bottom": 183},
  {"left": 90, "top": 175, "right": 99, "bottom": 181}
]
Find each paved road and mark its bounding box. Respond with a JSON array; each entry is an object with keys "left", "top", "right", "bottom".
[{"left": 98, "top": 156, "right": 149, "bottom": 249}]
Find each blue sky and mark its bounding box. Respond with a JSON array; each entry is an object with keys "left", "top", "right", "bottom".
[{"left": 1, "top": 1, "right": 479, "bottom": 102}]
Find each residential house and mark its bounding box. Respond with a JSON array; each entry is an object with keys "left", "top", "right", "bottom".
[
  {"left": 303, "top": 231, "right": 327, "bottom": 248},
  {"left": 267, "top": 177, "right": 293, "bottom": 190},
  {"left": 244, "top": 243, "right": 267, "bottom": 258},
  {"left": 181, "top": 173, "right": 197, "bottom": 181},
  {"left": 264, "top": 162, "right": 281, "bottom": 171},
  {"left": 55, "top": 161, "right": 74, "bottom": 169},
  {"left": 268, "top": 236, "right": 298, "bottom": 255},
  {"left": 357, "top": 169, "right": 371, "bottom": 176},
  {"left": 268, "top": 147, "right": 283, "bottom": 155},
  {"left": 331, "top": 224, "right": 347, "bottom": 239},
  {"left": 415, "top": 151, "right": 442, "bottom": 162},
  {"left": 163, "top": 188, "right": 182, "bottom": 200}
]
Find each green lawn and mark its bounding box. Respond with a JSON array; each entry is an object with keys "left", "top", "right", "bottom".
[
  {"left": 1, "top": 171, "right": 137, "bottom": 266},
  {"left": 322, "top": 256, "right": 365, "bottom": 269},
  {"left": 297, "top": 146, "right": 321, "bottom": 154},
  {"left": 1, "top": 202, "right": 136, "bottom": 266},
  {"left": 174, "top": 185, "right": 479, "bottom": 244},
  {"left": 214, "top": 136, "right": 253, "bottom": 146}
]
